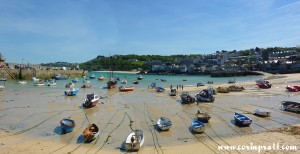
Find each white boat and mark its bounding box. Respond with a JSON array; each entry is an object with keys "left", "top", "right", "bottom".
[
  {"left": 0, "top": 80, "right": 5, "bottom": 90},
  {"left": 121, "top": 80, "right": 127, "bottom": 84},
  {"left": 156, "top": 117, "right": 172, "bottom": 131},
  {"left": 124, "top": 129, "right": 144, "bottom": 151},
  {"left": 191, "top": 118, "right": 205, "bottom": 133},
  {"left": 32, "top": 77, "right": 40, "bottom": 82},
  {"left": 34, "top": 82, "right": 45, "bottom": 86},
  {"left": 16, "top": 81, "right": 27, "bottom": 84},
  {"left": 47, "top": 80, "right": 57, "bottom": 86},
  {"left": 254, "top": 108, "right": 271, "bottom": 117}
]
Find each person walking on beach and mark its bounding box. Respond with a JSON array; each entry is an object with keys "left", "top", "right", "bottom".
[
  {"left": 182, "top": 85, "right": 183, "bottom": 91},
  {"left": 176, "top": 85, "right": 178, "bottom": 90},
  {"left": 170, "top": 84, "right": 173, "bottom": 90}
]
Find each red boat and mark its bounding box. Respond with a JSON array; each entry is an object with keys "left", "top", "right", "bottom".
[
  {"left": 82, "top": 94, "right": 100, "bottom": 108},
  {"left": 81, "top": 84, "right": 92, "bottom": 88},
  {"left": 256, "top": 83, "right": 272, "bottom": 89},
  {"left": 286, "top": 85, "right": 299, "bottom": 92}
]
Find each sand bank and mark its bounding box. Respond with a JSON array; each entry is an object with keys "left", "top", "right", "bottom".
[{"left": 0, "top": 73, "right": 300, "bottom": 154}]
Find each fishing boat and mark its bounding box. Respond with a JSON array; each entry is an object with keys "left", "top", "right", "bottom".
[
  {"left": 156, "top": 87, "right": 165, "bottom": 92},
  {"left": 156, "top": 117, "right": 172, "bottom": 131},
  {"left": 119, "top": 86, "right": 134, "bottom": 92},
  {"left": 254, "top": 108, "right": 271, "bottom": 117},
  {"left": 137, "top": 75, "right": 143, "bottom": 80},
  {"left": 124, "top": 129, "right": 144, "bottom": 151},
  {"left": 81, "top": 84, "right": 92, "bottom": 88},
  {"left": 228, "top": 85, "right": 245, "bottom": 92},
  {"left": 281, "top": 101, "right": 300, "bottom": 112},
  {"left": 64, "top": 88, "right": 79, "bottom": 96},
  {"left": 180, "top": 92, "right": 195, "bottom": 104},
  {"left": 195, "top": 89, "right": 215, "bottom": 102},
  {"left": 133, "top": 80, "right": 139, "bottom": 84},
  {"left": 60, "top": 118, "right": 76, "bottom": 134},
  {"left": 195, "top": 110, "right": 211, "bottom": 123},
  {"left": 82, "top": 93, "right": 99, "bottom": 108},
  {"left": 169, "top": 89, "right": 177, "bottom": 96},
  {"left": 191, "top": 118, "right": 205, "bottom": 133},
  {"left": 217, "top": 87, "right": 229, "bottom": 93},
  {"left": 121, "top": 80, "right": 127, "bottom": 84},
  {"left": 107, "top": 58, "right": 118, "bottom": 89},
  {"left": 82, "top": 123, "right": 100, "bottom": 142},
  {"left": 234, "top": 112, "right": 252, "bottom": 126},
  {"left": 196, "top": 82, "right": 205, "bottom": 87}
]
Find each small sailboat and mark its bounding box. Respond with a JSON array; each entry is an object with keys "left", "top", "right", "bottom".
[
  {"left": 124, "top": 129, "right": 144, "bottom": 151},
  {"left": 191, "top": 118, "right": 205, "bottom": 133},
  {"left": 82, "top": 123, "right": 100, "bottom": 142},
  {"left": 60, "top": 118, "right": 76, "bottom": 134},
  {"left": 156, "top": 117, "right": 172, "bottom": 131}
]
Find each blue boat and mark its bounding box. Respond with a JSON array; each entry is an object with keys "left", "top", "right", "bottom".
[
  {"left": 64, "top": 88, "right": 79, "bottom": 96},
  {"left": 89, "top": 74, "right": 96, "bottom": 79},
  {"left": 156, "top": 87, "right": 165, "bottom": 92},
  {"left": 72, "top": 78, "right": 79, "bottom": 83},
  {"left": 234, "top": 112, "right": 252, "bottom": 126},
  {"left": 60, "top": 118, "right": 76, "bottom": 134},
  {"left": 53, "top": 74, "right": 67, "bottom": 80},
  {"left": 191, "top": 118, "right": 205, "bottom": 133}
]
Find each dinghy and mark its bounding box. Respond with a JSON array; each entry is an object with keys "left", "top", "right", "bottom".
[
  {"left": 124, "top": 129, "right": 144, "bottom": 151},
  {"left": 281, "top": 101, "right": 300, "bottom": 112},
  {"left": 234, "top": 112, "right": 252, "bottom": 126},
  {"left": 191, "top": 118, "right": 205, "bottom": 133},
  {"left": 60, "top": 118, "right": 76, "bottom": 134},
  {"left": 82, "top": 123, "right": 99, "bottom": 142},
  {"left": 156, "top": 117, "right": 172, "bottom": 131},
  {"left": 195, "top": 110, "right": 211, "bottom": 123},
  {"left": 254, "top": 108, "right": 271, "bottom": 117}
]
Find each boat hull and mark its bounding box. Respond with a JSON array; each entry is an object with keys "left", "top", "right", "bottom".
[
  {"left": 254, "top": 109, "right": 271, "bottom": 117},
  {"left": 282, "top": 101, "right": 300, "bottom": 112},
  {"left": 64, "top": 89, "right": 79, "bottom": 96},
  {"left": 191, "top": 118, "right": 205, "bottom": 133},
  {"left": 124, "top": 130, "right": 144, "bottom": 151},
  {"left": 234, "top": 113, "right": 252, "bottom": 126},
  {"left": 157, "top": 117, "right": 172, "bottom": 131},
  {"left": 60, "top": 118, "right": 75, "bottom": 134},
  {"left": 83, "top": 124, "right": 99, "bottom": 142}
]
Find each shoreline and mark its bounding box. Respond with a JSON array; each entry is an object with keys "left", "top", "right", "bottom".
[{"left": 0, "top": 73, "right": 300, "bottom": 153}]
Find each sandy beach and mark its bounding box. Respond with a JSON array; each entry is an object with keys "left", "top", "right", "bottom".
[{"left": 0, "top": 73, "right": 300, "bottom": 154}]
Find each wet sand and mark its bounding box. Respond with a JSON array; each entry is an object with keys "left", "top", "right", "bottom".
[{"left": 0, "top": 73, "right": 300, "bottom": 153}]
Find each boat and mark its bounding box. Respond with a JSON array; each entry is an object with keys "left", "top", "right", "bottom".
[
  {"left": 60, "top": 118, "right": 76, "bottom": 134},
  {"left": 286, "top": 85, "right": 299, "bottom": 92},
  {"left": 83, "top": 78, "right": 91, "bottom": 83},
  {"left": 191, "top": 118, "right": 205, "bottom": 133},
  {"left": 254, "top": 108, "right": 271, "bottom": 117},
  {"left": 82, "top": 93, "right": 100, "bottom": 108},
  {"left": 169, "top": 89, "right": 177, "bottom": 96},
  {"left": 137, "top": 75, "right": 143, "bottom": 80},
  {"left": 234, "top": 112, "right": 252, "bottom": 126},
  {"left": 53, "top": 74, "right": 67, "bottom": 80},
  {"left": 107, "top": 58, "right": 118, "bottom": 89},
  {"left": 121, "top": 80, "right": 127, "bottom": 84},
  {"left": 64, "top": 88, "right": 79, "bottom": 96},
  {"left": 207, "top": 86, "right": 217, "bottom": 95},
  {"left": 34, "top": 82, "right": 45, "bottom": 86},
  {"left": 82, "top": 123, "right": 100, "bottom": 142},
  {"left": 180, "top": 92, "right": 195, "bottom": 104},
  {"left": 197, "top": 82, "right": 205, "bottom": 87},
  {"left": 81, "top": 84, "right": 92, "bottom": 88},
  {"left": 217, "top": 87, "right": 230, "bottom": 93},
  {"left": 228, "top": 85, "right": 245, "bottom": 92},
  {"left": 98, "top": 75, "right": 107, "bottom": 81},
  {"left": 16, "top": 80, "right": 27, "bottom": 84},
  {"left": 207, "top": 81, "right": 213, "bottom": 84},
  {"left": 46, "top": 79, "right": 57, "bottom": 86},
  {"left": 182, "top": 79, "right": 187, "bottom": 81},
  {"left": 228, "top": 79, "right": 236, "bottom": 84},
  {"left": 133, "top": 80, "right": 139, "bottom": 84},
  {"left": 156, "top": 87, "right": 165, "bottom": 92},
  {"left": 89, "top": 74, "right": 96, "bottom": 79},
  {"left": 0, "top": 80, "right": 5, "bottom": 90},
  {"left": 32, "top": 76, "right": 40, "bottom": 82},
  {"left": 119, "top": 86, "right": 134, "bottom": 92},
  {"left": 195, "top": 110, "right": 211, "bottom": 123},
  {"left": 0, "top": 78, "right": 7, "bottom": 81},
  {"left": 149, "top": 82, "right": 156, "bottom": 88},
  {"left": 195, "top": 89, "right": 215, "bottom": 102},
  {"left": 124, "top": 129, "right": 144, "bottom": 151},
  {"left": 72, "top": 78, "right": 79, "bottom": 83},
  {"left": 281, "top": 101, "right": 300, "bottom": 112},
  {"left": 256, "top": 80, "right": 271, "bottom": 89},
  {"left": 156, "top": 117, "right": 172, "bottom": 131},
  {"left": 160, "top": 79, "right": 167, "bottom": 82}
]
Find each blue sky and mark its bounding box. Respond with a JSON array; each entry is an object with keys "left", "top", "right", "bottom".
[{"left": 0, "top": 0, "right": 300, "bottom": 64}]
